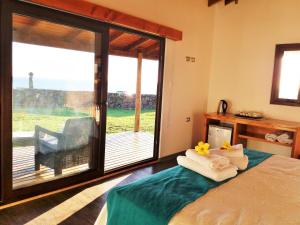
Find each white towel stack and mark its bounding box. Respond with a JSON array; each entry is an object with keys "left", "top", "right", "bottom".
[
  {"left": 277, "top": 133, "right": 293, "bottom": 145},
  {"left": 185, "top": 149, "right": 230, "bottom": 170},
  {"left": 177, "top": 149, "right": 238, "bottom": 182},
  {"left": 265, "top": 132, "right": 293, "bottom": 145},
  {"left": 210, "top": 144, "right": 249, "bottom": 170}
]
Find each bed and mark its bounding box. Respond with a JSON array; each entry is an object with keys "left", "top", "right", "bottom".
[{"left": 95, "top": 149, "right": 300, "bottom": 225}]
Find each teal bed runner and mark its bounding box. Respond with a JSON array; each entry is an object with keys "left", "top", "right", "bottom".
[{"left": 107, "top": 149, "right": 272, "bottom": 225}]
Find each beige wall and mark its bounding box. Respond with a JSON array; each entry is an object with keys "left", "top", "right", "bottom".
[
  {"left": 207, "top": 0, "right": 300, "bottom": 154},
  {"left": 87, "top": 0, "right": 215, "bottom": 157}
]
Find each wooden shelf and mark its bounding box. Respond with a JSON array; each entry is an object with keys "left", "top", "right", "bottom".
[
  {"left": 204, "top": 112, "right": 300, "bottom": 158},
  {"left": 238, "top": 133, "right": 293, "bottom": 147}
]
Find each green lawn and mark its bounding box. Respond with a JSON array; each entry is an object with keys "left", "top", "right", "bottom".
[
  {"left": 13, "top": 108, "right": 155, "bottom": 134},
  {"left": 106, "top": 109, "right": 155, "bottom": 133}
]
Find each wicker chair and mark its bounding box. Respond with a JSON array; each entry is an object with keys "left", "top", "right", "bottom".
[{"left": 34, "top": 117, "right": 97, "bottom": 175}]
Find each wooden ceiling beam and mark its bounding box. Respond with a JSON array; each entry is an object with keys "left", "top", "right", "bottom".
[
  {"left": 109, "top": 48, "right": 158, "bottom": 60},
  {"left": 225, "top": 0, "right": 238, "bottom": 5},
  {"left": 25, "top": 0, "right": 182, "bottom": 41},
  {"left": 63, "top": 29, "right": 83, "bottom": 41},
  {"left": 208, "top": 0, "right": 221, "bottom": 6},
  {"left": 144, "top": 42, "right": 159, "bottom": 55},
  {"left": 13, "top": 31, "right": 93, "bottom": 52},
  {"left": 27, "top": 18, "right": 40, "bottom": 26},
  {"left": 208, "top": 0, "right": 238, "bottom": 6},
  {"left": 124, "top": 38, "right": 148, "bottom": 51},
  {"left": 109, "top": 30, "right": 123, "bottom": 42}
]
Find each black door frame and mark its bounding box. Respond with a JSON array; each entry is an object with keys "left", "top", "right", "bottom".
[{"left": 0, "top": 0, "right": 165, "bottom": 204}]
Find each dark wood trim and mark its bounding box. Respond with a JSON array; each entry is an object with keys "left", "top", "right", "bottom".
[
  {"left": 22, "top": 0, "right": 182, "bottom": 41},
  {"left": 0, "top": 0, "right": 13, "bottom": 203},
  {"left": 98, "top": 28, "right": 109, "bottom": 176},
  {"left": 270, "top": 43, "right": 300, "bottom": 107},
  {"left": 154, "top": 39, "right": 166, "bottom": 160}
]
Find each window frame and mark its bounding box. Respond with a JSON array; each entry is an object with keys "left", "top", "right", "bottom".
[{"left": 270, "top": 43, "right": 300, "bottom": 107}]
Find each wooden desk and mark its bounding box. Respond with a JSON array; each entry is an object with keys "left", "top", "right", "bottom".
[{"left": 203, "top": 113, "right": 300, "bottom": 158}]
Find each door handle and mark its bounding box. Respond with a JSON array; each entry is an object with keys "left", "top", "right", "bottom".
[{"left": 95, "top": 104, "right": 101, "bottom": 123}]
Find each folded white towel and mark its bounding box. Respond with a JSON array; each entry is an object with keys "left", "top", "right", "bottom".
[
  {"left": 177, "top": 156, "right": 238, "bottom": 182},
  {"left": 210, "top": 144, "right": 244, "bottom": 158},
  {"left": 277, "top": 133, "right": 290, "bottom": 140},
  {"left": 265, "top": 133, "right": 277, "bottom": 142},
  {"left": 227, "top": 155, "right": 249, "bottom": 170},
  {"left": 186, "top": 149, "right": 230, "bottom": 170},
  {"left": 277, "top": 133, "right": 293, "bottom": 145},
  {"left": 278, "top": 139, "right": 293, "bottom": 145}
]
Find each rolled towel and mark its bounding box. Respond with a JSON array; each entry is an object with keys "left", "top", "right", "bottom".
[
  {"left": 277, "top": 133, "right": 290, "bottom": 140},
  {"left": 186, "top": 149, "right": 230, "bottom": 170},
  {"left": 227, "top": 155, "right": 249, "bottom": 170},
  {"left": 265, "top": 133, "right": 277, "bottom": 142},
  {"left": 211, "top": 144, "right": 244, "bottom": 158},
  {"left": 177, "top": 156, "right": 238, "bottom": 182},
  {"left": 278, "top": 138, "right": 293, "bottom": 145},
  {"left": 277, "top": 133, "right": 293, "bottom": 145}
]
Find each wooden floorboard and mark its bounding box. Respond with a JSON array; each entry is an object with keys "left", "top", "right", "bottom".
[
  {"left": 0, "top": 157, "right": 178, "bottom": 225},
  {"left": 13, "top": 132, "right": 154, "bottom": 189}
]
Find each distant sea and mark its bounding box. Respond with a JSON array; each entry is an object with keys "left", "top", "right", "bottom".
[{"left": 13, "top": 77, "right": 93, "bottom": 91}]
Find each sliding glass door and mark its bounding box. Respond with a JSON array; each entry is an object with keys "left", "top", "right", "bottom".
[
  {"left": 12, "top": 14, "right": 104, "bottom": 189},
  {"left": 0, "top": 0, "right": 108, "bottom": 201},
  {"left": 104, "top": 28, "right": 164, "bottom": 171}
]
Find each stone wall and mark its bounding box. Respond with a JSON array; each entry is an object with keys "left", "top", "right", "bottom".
[
  {"left": 13, "top": 89, "right": 156, "bottom": 109},
  {"left": 107, "top": 93, "right": 156, "bottom": 109}
]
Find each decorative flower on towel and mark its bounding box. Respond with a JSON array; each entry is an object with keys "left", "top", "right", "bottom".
[
  {"left": 221, "top": 141, "right": 232, "bottom": 151},
  {"left": 195, "top": 141, "right": 210, "bottom": 156}
]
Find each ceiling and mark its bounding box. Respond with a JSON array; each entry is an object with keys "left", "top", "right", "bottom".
[{"left": 13, "top": 14, "right": 160, "bottom": 60}]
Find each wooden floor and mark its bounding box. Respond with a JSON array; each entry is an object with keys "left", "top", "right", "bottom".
[
  {"left": 13, "top": 132, "right": 154, "bottom": 189},
  {"left": 0, "top": 156, "right": 178, "bottom": 225}
]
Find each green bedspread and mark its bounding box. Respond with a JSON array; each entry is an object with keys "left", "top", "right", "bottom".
[{"left": 107, "top": 149, "right": 272, "bottom": 225}]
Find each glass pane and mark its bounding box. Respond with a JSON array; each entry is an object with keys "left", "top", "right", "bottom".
[
  {"left": 105, "top": 29, "right": 160, "bottom": 171},
  {"left": 278, "top": 51, "right": 300, "bottom": 100},
  {"left": 12, "top": 14, "right": 99, "bottom": 189}
]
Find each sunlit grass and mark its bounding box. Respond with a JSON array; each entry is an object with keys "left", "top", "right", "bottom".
[
  {"left": 106, "top": 109, "right": 155, "bottom": 133},
  {"left": 13, "top": 108, "right": 155, "bottom": 134}
]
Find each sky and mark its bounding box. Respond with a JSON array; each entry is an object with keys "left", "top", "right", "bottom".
[
  {"left": 13, "top": 42, "right": 158, "bottom": 95},
  {"left": 279, "top": 50, "right": 300, "bottom": 100}
]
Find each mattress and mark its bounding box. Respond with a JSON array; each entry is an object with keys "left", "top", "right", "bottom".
[{"left": 95, "top": 154, "right": 300, "bottom": 225}]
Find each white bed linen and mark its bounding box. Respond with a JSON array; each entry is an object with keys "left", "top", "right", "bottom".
[{"left": 95, "top": 155, "right": 300, "bottom": 225}]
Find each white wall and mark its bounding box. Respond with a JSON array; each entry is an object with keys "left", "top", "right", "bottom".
[
  {"left": 87, "top": 0, "right": 215, "bottom": 157},
  {"left": 207, "top": 0, "right": 300, "bottom": 155}
]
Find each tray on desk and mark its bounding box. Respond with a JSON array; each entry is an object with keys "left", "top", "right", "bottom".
[{"left": 234, "top": 114, "right": 263, "bottom": 120}]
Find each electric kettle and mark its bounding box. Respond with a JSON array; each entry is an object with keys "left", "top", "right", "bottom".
[{"left": 217, "top": 100, "right": 228, "bottom": 114}]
